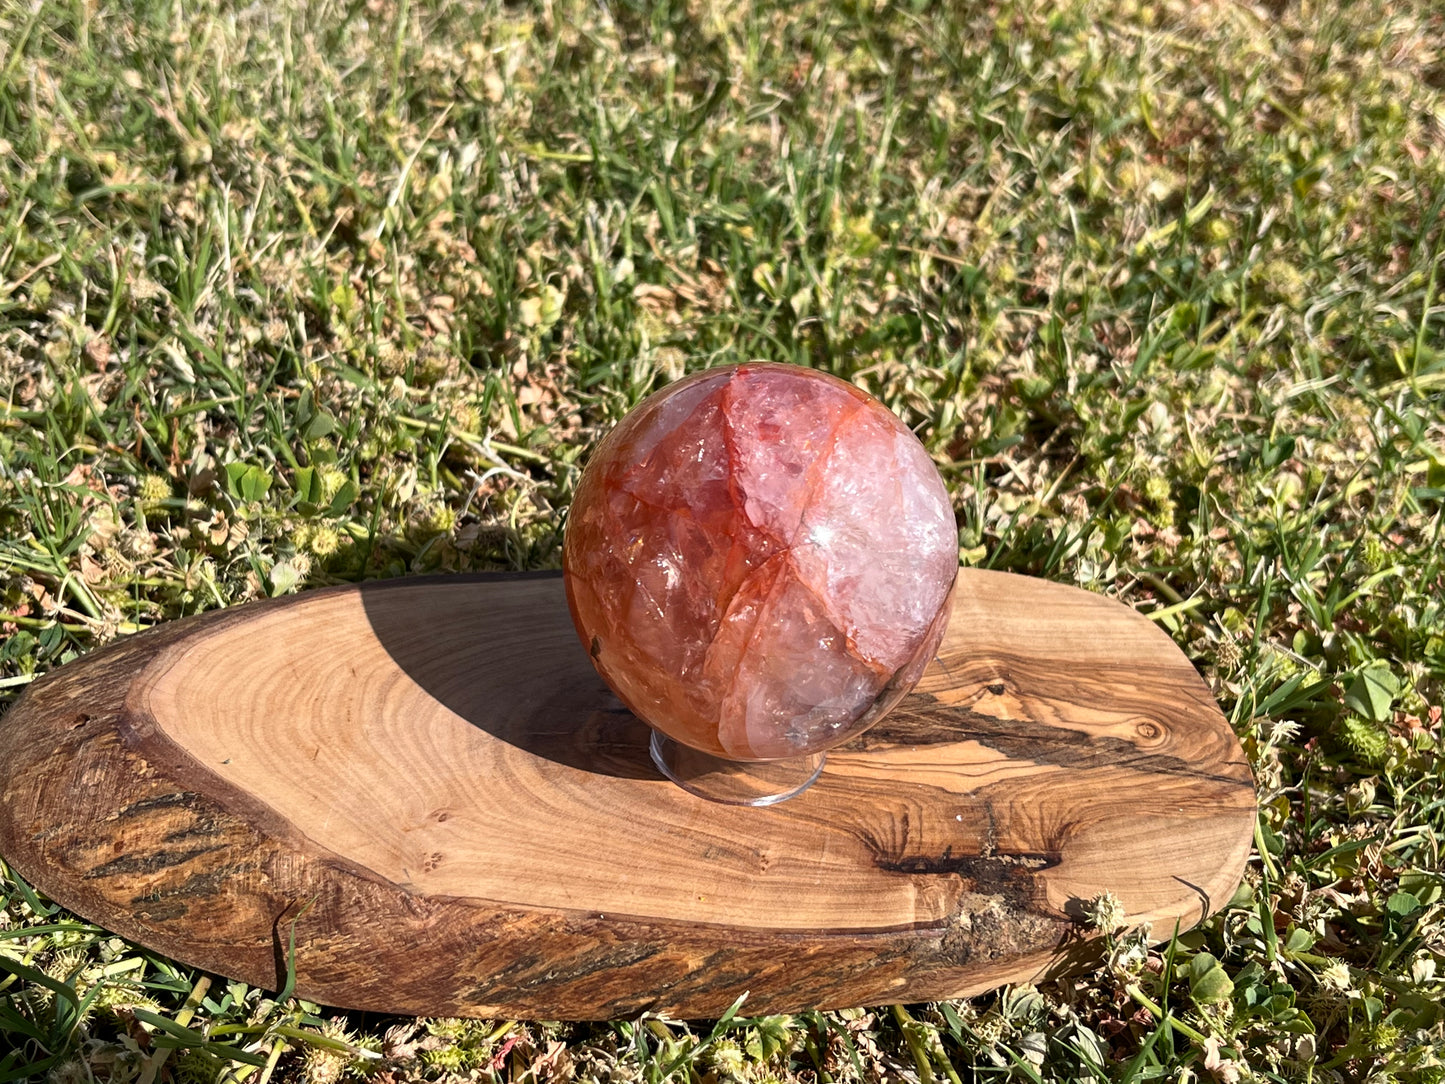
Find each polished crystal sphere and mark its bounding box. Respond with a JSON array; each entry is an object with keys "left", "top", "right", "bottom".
[{"left": 564, "top": 363, "right": 957, "bottom": 762}]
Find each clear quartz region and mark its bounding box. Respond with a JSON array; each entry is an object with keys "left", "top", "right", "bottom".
[{"left": 564, "top": 364, "right": 958, "bottom": 761}]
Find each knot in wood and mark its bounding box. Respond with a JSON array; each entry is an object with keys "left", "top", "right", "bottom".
[{"left": 1132, "top": 718, "right": 1166, "bottom": 744}]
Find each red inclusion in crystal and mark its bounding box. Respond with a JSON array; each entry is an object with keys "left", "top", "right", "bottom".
[{"left": 564, "top": 364, "right": 957, "bottom": 761}]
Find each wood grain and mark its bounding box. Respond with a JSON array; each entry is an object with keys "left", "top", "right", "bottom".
[{"left": 0, "top": 570, "right": 1255, "bottom": 1019}]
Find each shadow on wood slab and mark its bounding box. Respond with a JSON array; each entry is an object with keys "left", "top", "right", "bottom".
[{"left": 359, "top": 571, "right": 658, "bottom": 780}]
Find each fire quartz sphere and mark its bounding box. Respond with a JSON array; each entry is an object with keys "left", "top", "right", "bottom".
[{"left": 564, "top": 363, "right": 958, "bottom": 762}]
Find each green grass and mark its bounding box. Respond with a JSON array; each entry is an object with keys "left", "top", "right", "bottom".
[{"left": 2, "top": 0, "right": 1444, "bottom": 1077}]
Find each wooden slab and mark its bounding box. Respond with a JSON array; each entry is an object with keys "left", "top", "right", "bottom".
[{"left": 0, "top": 570, "right": 1255, "bottom": 1019}]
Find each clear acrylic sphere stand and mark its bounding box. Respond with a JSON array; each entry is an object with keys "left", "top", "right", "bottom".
[{"left": 648, "top": 731, "right": 826, "bottom": 807}]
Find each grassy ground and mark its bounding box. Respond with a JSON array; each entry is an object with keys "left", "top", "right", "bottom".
[{"left": 1, "top": 0, "right": 1444, "bottom": 1078}]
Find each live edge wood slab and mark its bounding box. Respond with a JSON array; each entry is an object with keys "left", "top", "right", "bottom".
[{"left": 0, "top": 570, "right": 1255, "bottom": 1020}]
